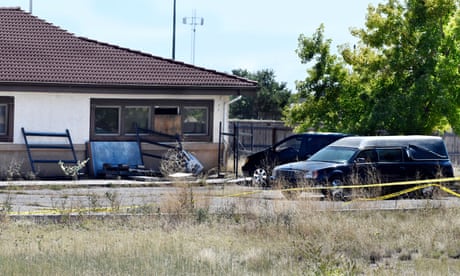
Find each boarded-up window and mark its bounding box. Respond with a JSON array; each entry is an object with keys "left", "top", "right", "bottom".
[{"left": 154, "top": 106, "right": 181, "bottom": 135}]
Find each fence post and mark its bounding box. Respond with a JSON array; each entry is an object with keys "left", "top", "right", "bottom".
[
  {"left": 272, "top": 127, "right": 277, "bottom": 146},
  {"left": 217, "top": 122, "right": 223, "bottom": 177},
  {"left": 233, "top": 123, "right": 238, "bottom": 178}
]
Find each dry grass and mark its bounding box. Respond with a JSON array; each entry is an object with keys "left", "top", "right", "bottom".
[{"left": 0, "top": 194, "right": 459, "bottom": 275}]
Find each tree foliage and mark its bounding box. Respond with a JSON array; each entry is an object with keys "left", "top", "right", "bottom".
[
  {"left": 230, "top": 69, "right": 291, "bottom": 120},
  {"left": 285, "top": 0, "right": 460, "bottom": 135}
]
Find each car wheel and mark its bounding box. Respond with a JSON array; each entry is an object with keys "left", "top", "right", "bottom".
[
  {"left": 329, "top": 178, "right": 347, "bottom": 201},
  {"left": 252, "top": 167, "right": 269, "bottom": 187}
]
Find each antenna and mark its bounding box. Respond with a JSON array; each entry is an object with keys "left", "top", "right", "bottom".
[
  {"left": 183, "top": 10, "right": 204, "bottom": 65},
  {"left": 171, "top": 0, "right": 176, "bottom": 60}
]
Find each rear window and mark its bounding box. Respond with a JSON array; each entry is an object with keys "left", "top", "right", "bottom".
[{"left": 408, "top": 144, "right": 448, "bottom": 160}]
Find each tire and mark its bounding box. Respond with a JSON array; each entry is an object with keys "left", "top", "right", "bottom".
[
  {"left": 328, "top": 178, "right": 347, "bottom": 201},
  {"left": 252, "top": 167, "right": 269, "bottom": 187}
]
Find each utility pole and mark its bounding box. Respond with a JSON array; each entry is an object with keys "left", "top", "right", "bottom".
[
  {"left": 183, "top": 10, "right": 204, "bottom": 65},
  {"left": 171, "top": 0, "right": 176, "bottom": 60},
  {"left": 29, "top": 0, "right": 32, "bottom": 13}
]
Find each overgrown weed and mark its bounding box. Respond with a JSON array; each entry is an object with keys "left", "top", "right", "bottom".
[
  {"left": 3, "top": 203, "right": 460, "bottom": 275},
  {"left": 1, "top": 172, "right": 460, "bottom": 275}
]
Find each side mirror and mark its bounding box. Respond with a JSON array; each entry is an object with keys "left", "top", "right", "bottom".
[{"left": 355, "top": 157, "right": 367, "bottom": 163}]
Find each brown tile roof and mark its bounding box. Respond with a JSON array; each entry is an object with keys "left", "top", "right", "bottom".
[{"left": 0, "top": 8, "right": 258, "bottom": 90}]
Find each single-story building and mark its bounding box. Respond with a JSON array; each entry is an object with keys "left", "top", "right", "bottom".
[{"left": 0, "top": 7, "right": 258, "bottom": 178}]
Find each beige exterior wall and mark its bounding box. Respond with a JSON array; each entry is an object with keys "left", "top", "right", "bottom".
[
  {"left": 12, "top": 91, "right": 230, "bottom": 144},
  {"left": 0, "top": 143, "right": 219, "bottom": 178},
  {"left": 0, "top": 91, "right": 231, "bottom": 178}
]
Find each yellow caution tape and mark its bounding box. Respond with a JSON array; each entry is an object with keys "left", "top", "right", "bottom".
[
  {"left": 221, "top": 177, "right": 460, "bottom": 200},
  {"left": 353, "top": 184, "right": 434, "bottom": 201},
  {"left": 6, "top": 177, "right": 460, "bottom": 216}
]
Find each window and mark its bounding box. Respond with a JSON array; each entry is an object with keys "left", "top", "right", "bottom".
[
  {"left": 90, "top": 99, "right": 212, "bottom": 141},
  {"left": 356, "top": 150, "right": 378, "bottom": 162},
  {"left": 377, "top": 148, "right": 403, "bottom": 162},
  {"left": 0, "top": 104, "right": 7, "bottom": 135},
  {"left": 0, "top": 97, "right": 14, "bottom": 142},
  {"left": 95, "top": 107, "right": 120, "bottom": 135},
  {"left": 276, "top": 136, "right": 303, "bottom": 153},
  {"left": 183, "top": 106, "right": 208, "bottom": 135},
  {"left": 124, "top": 106, "right": 150, "bottom": 134},
  {"left": 154, "top": 106, "right": 179, "bottom": 115}
]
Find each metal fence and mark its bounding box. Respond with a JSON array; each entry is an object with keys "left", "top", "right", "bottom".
[
  {"left": 228, "top": 120, "right": 460, "bottom": 167},
  {"left": 228, "top": 120, "right": 293, "bottom": 155}
]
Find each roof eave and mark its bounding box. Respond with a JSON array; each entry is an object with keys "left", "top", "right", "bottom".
[{"left": 0, "top": 81, "right": 259, "bottom": 95}]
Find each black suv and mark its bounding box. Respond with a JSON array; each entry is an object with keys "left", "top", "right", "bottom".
[
  {"left": 271, "top": 136, "right": 454, "bottom": 200},
  {"left": 241, "top": 132, "right": 349, "bottom": 186}
]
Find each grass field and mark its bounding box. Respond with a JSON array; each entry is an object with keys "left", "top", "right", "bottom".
[{"left": 0, "top": 192, "right": 460, "bottom": 275}]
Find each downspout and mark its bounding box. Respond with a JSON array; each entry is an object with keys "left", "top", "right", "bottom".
[
  {"left": 222, "top": 95, "right": 242, "bottom": 132},
  {"left": 221, "top": 95, "right": 242, "bottom": 177}
]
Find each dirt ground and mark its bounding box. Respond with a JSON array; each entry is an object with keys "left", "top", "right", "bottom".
[{"left": 1, "top": 176, "right": 460, "bottom": 217}]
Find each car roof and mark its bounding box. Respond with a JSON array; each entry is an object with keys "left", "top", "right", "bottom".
[
  {"left": 330, "top": 135, "right": 447, "bottom": 153},
  {"left": 296, "top": 132, "right": 349, "bottom": 136}
]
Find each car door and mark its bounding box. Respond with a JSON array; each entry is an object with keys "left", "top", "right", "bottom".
[
  {"left": 353, "top": 149, "right": 379, "bottom": 184},
  {"left": 274, "top": 135, "right": 304, "bottom": 164},
  {"left": 375, "top": 148, "right": 408, "bottom": 183}
]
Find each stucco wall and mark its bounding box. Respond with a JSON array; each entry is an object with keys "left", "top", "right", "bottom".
[
  {"left": 0, "top": 91, "right": 231, "bottom": 178},
  {"left": 14, "top": 93, "right": 90, "bottom": 144},
  {"left": 12, "top": 92, "right": 229, "bottom": 144}
]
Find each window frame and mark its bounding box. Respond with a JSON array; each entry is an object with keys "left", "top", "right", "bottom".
[
  {"left": 182, "top": 105, "right": 209, "bottom": 136},
  {"left": 94, "top": 106, "right": 121, "bottom": 136},
  {"left": 90, "top": 99, "right": 213, "bottom": 142},
  {"left": 0, "top": 97, "right": 14, "bottom": 142},
  {"left": 124, "top": 105, "right": 152, "bottom": 135}
]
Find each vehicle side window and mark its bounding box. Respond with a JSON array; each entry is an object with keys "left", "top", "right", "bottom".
[
  {"left": 300, "top": 136, "right": 343, "bottom": 157},
  {"left": 306, "top": 137, "right": 324, "bottom": 153},
  {"left": 356, "top": 150, "right": 377, "bottom": 162},
  {"left": 377, "top": 148, "right": 403, "bottom": 162},
  {"left": 300, "top": 137, "right": 315, "bottom": 156},
  {"left": 275, "top": 136, "right": 302, "bottom": 152}
]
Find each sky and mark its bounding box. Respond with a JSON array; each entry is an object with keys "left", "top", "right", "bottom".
[{"left": 2, "top": 0, "right": 382, "bottom": 91}]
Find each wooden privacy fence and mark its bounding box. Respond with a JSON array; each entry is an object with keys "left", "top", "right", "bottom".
[{"left": 442, "top": 132, "right": 460, "bottom": 166}]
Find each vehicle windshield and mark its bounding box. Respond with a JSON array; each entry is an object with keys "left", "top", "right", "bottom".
[{"left": 308, "top": 146, "right": 357, "bottom": 163}]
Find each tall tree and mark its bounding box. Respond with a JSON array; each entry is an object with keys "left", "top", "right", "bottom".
[
  {"left": 285, "top": 0, "right": 460, "bottom": 135},
  {"left": 230, "top": 69, "right": 291, "bottom": 120},
  {"left": 284, "top": 24, "right": 366, "bottom": 133}
]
